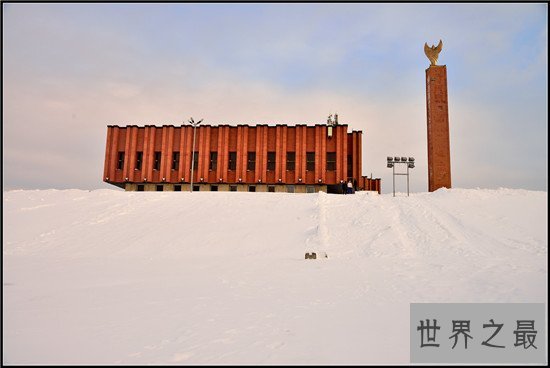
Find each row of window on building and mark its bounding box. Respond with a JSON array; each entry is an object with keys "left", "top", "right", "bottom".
[
  {"left": 118, "top": 151, "right": 340, "bottom": 172},
  {"left": 137, "top": 184, "right": 316, "bottom": 193}
]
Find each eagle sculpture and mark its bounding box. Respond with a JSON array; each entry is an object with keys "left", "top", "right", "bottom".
[{"left": 424, "top": 40, "right": 443, "bottom": 66}]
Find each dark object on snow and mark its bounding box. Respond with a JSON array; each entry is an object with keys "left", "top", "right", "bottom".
[{"left": 305, "top": 252, "right": 317, "bottom": 259}]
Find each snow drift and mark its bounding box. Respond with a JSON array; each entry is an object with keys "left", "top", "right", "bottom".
[{"left": 3, "top": 188, "right": 547, "bottom": 364}]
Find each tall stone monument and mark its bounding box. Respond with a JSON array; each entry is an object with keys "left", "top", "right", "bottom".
[{"left": 424, "top": 40, "right": 452, "bottom": 192}]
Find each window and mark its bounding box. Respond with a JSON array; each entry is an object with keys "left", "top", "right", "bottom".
[
  {"left": 210, "top": 185, "right": 218, "bottom": 191},
  {"left": 174, "top": 185, "right": 181, "bottom": 191},
  {"left": 192, "top": 152, "right": 199, "bottom": 170},
  {"left": 326, "top": 152, "right": 336, "bottom": 171},
  {"left": 286, "top": 185, "right": 295, "bottom": 193},
  {"left": 193, "top": 185, "right": 200, "bottom": 191},
  {"left": 306, "top": 186, "right": 315, "bottom": 193},
  {"left": 268, "top": 185, "right": 275, "bottom": 193},
  {"left": 137, "top": 184, "right": 144, "bottom": 192},
  {"left": 117, "top": 152, "right": 125, "bottom": 170},
  {"left": 267, "top": 152, "right": 276, "bottom": 171},
  {"left": 156, "top": 185, "right": 163, "bottom": 191},
  {"left": 286, "top": 152, "right": 296, "bottom": 171},
  {"left": 135, "top": 152, "right": 143, "bottom": 170},
  {"left": 172, "top": 152, "right": 180, "bottom": 171},
  {"left": 347, "top": 155, "right": 353, "bottom": 178},
  {"left": 248, "top": 185, "right": 256, "bottom": 192},
  {"left": 247, "top": 152, "right": 256, "bottom": 171},
  {"left": 209, "top": 152, "right": 218, "bottom": 170},
  {"left": 306, "top": 152, "right": 315, "bottom": 171},
  {"left": 154, "top": 152, "right": 161, "bottom": 171},
  {"left": 229, "top": 185, "right": 238, "bottom": 192},
  {"left": 228, "top": 152, "right": 237, "bottom": 171}
]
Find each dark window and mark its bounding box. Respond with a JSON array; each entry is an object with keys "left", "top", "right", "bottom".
[
  {"left": 210, "top": 185, "right": 218, "bottom": 191},
  {"left": 247, "top": 152, "right": 256, "bottom": 171},
  {"left": 248, "top": 185, "right": 256, "bottom": 192},
  {"left": 135, "top": 152, "right": 143, "bottom": 171},
  {"left": 287, "top": 185, "right": 295, "bottom": 193},
  {"left": 137, "top": 184, "right": 145, "bottom": 192},
  {"left": 192, "top": 185, "right": 200, "bottom": 191},
  {"left": 327, "top": 152, "right": 336, "bottom": 171},
  {"left": 286, "top": 152, "right": 296, "bottom": 171},
  {"left": 174, "top": 185, "right": 181, "bottom": 191},
  {"left": 156, "top": 185, "right": 163, "bottom": 191},
  {"left": 210, "top": 152, "right": 218, "bottom": 170},
  {"left": 306, "top": 186, "right": 315, "bottom": 193},
  {"left": 229, "top": 185, "right": 238, "bottom": 192},
  {"left": 172, "top": 152, "right": 180, "bottom": 171},
  {"left": 228, "top": 152, "right": 237, "bottom": 171},
  {"left": 267, "top": 152, "right": 276, "bottom": 171},
  {"left": 347, "top": 154, "right": 353, "bottom": 178},
  {"left": 154, "top": 152, "right": 161, "bottom": 171},
  {"left": 192, "top": 152, "right": 199, "bottom": 170},
  {"left": 306, "top": 152, "right": 315, "bottom": 171},
  {"left": 117, "top": 152, "right": 125, "bottom": 170},
  {"left": 268, "top": 185, "right": 275, "bottom": 193}
]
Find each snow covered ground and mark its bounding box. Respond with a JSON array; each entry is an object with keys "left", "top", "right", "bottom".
[{"left": 3, "top": 188, "right": 547, "bottom": 364}]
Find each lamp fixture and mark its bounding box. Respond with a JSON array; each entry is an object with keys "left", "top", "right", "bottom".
[{"left": 387, "top": 155, "right": 415, "bottom": 197}]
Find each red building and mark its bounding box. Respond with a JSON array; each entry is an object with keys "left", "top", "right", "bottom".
[{"left": 103, "top": 122, "right": 380, "bottom": 193}]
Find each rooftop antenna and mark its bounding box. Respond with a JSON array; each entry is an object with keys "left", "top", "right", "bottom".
[{"left": 327, "top": 112, "right": 335, "bottom": 138}]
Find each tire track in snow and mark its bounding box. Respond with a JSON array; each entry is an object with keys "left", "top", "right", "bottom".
[
  {"left": 304, "top": 192, "right": 329, "bottom": 256},
  {"left": 317, "top": 192, "right": 330, "bottom": 254},
  {"left": 416, "top": 196, "right": 546, "bottom": 258}
]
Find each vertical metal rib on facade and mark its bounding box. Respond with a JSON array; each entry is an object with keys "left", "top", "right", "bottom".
[{"left": 104, "top": 124, "right": 373, "bottom": 189}]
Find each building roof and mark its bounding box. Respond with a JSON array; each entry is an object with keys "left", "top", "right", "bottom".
[{"left": 106, "top": 123, "right": 362, "bottom": 134}]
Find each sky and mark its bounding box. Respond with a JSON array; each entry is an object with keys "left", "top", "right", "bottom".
[{"left": 2, "top": 3, "right": 548, "bottom": 193}]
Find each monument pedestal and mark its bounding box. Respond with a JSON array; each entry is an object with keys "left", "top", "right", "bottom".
[{"left": 426, "top": 65, "right": 452, "bottom": 192}]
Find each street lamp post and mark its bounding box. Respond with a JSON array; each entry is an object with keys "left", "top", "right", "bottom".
[
  {"left": 387, "top": 156, "right": 415, "bottom": 197},
  {"left": 188, "top": 117, "right": 203, "bottom": 192}
]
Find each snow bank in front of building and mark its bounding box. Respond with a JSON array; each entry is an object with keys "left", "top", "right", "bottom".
[{"left": 3, "top": 188, "right": 547, "bottom": 364}]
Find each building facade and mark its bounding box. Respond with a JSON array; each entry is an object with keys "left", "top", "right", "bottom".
[{"left": 103, "top": 123, "right": 380, "bottom": 193}]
